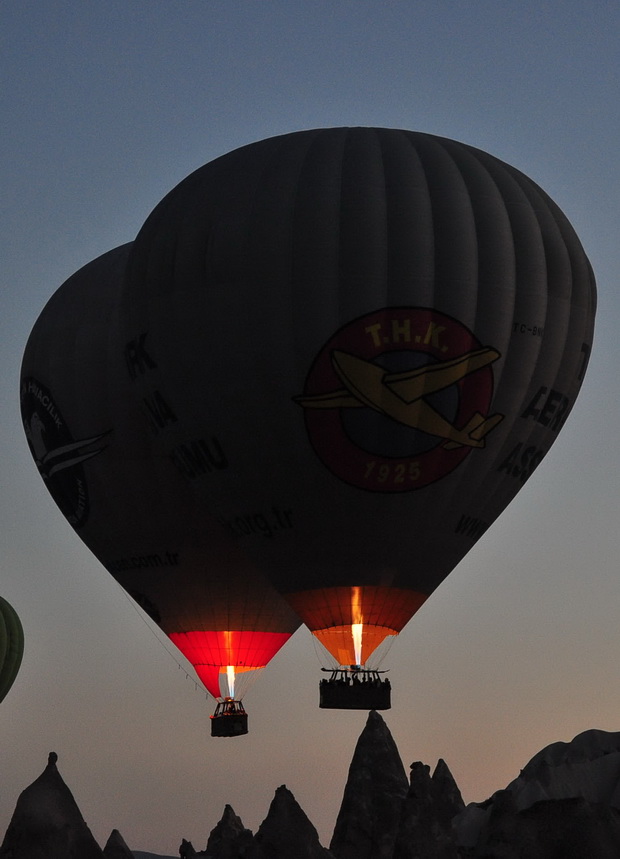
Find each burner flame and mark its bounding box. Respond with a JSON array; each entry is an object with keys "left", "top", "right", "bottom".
[
  {"left": 226, "top": 665, "right": 235, "bottom": 699},
  {"left": 352, "top": 623, "right": 363, "bottom": 666},
  {"left": 351, "top": 586, "right": 364, "bottom": 665}
]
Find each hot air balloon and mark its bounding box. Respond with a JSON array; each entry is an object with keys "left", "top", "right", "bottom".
[
  {"left": 118, "top": 128, "right": 595, "bottom": 709},
  {"left": 20, "top": 244, "right": 300, "bottom": 735},
  {"left": 0, "top": 596, "right": 24, "bottom": 704}
]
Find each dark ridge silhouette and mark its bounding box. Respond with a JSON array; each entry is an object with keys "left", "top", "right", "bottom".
[{"left": 6, "top": 720, "right": 620, "bottom": 857}]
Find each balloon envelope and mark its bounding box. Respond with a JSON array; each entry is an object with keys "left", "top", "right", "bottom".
[
  {"left": 20, "top": 245, "right": 300, "bottom": 704},
  {"left": 111, "top": 128, "right": 598, "bottom": 671},
  {"left": 0, "top": 596, "right": 24, "bottom": 704}
]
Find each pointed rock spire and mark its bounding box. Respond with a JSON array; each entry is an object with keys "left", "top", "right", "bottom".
[
  {"left": 432, "top": 759, "right": 465, "bottom": 829},
  {"left": 249, "top": 785, "right": 333, "bottom": 859},
  {"left": 330, "top": 710, "right": 408, "bottom": 859},
  {"left": 203, "top": 804, "right": 254, "bottom": 858},
  {"left": 102, "top": 829, "right": 134, "bottom": 858},
  {"left": 392, "top": 762, "right": 460, "bottom": 858},
  {"left": 179, "top": 838, "right": 199, "bottom": 858},
  {"left": 0, "top": 752, "right": 104, "bottom": 858}
]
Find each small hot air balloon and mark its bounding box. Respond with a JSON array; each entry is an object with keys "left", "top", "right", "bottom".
[
  {"left": 20, "top": 244, "right": 300, "bottom": 735},
  {"left": 109, "top": 129, "right": 599, "bottom": 709},
  {"left": 0, "top": 596, "right": 24, "bottom": 704}
]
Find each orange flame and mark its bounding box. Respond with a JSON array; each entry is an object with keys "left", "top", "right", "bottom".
[
  {"left": 226, "top": 665, "right": 235, "bottom": 698},
  {"left": 351, "top": 586, "right": 363, "bottom": 664},
  {"left": 351, "top": 586, "right": 363, "bottom": 625}
]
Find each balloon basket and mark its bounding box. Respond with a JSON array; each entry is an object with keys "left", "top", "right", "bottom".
[
  {"left": 210, "top": 700, "right": 249, "bottom": 737},
  {"left": 319, "top": 668, "right": 391, "bottom": 710}
]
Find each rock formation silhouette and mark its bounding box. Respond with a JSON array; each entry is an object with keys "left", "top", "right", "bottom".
[
  {"left": 392, "top": 760, "right": 464, "bottom": 858},
  {"left": 330, "top": 709, "right": 409, "bottom": 858},
  {"left": 203, "top": 804, "right": 254, "bottom": 858},
  {"left": 455, "top": 728, "right": 620, "bottom": 857},
  {"left": 102, "top": 829, "right": 134, "bottom": 858},
  {"left": 5, "top": 719, "right": 620, "bottom": 857},
  {"left": 0, "top": 752, "right": 104, "bottom": 859},
  {"left": 248, "top": 785, "right": 334, "bottom": 859}
]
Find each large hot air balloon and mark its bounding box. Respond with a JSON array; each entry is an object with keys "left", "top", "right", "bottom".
[
  {"left": 0, "top": 596, "right": 24, "bottom": 705},
  {"left": 116, "top": 128, "right": 595, "bottom": 708},
  {"left": 78, "top": 128, "right": 597, "bottom": 711},
  {"left": 20, "top": 244, "right": 300, "bottom": 735}
]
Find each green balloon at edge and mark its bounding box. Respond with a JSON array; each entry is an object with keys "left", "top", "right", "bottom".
[{"left": 0, "top": 597, "right": 24, "bottom": 704}]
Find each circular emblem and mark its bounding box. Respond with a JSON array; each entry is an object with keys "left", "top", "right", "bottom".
[
  {"left": 295, "top": 307, "right": 502, "bottom": 492},
  {"left": 20, "top": 377, "right": 109, "bottom": 527}
]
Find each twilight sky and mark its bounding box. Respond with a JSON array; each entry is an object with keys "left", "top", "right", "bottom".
[{"left": 2, "top": 2, "right": 620, "bottom": 855}]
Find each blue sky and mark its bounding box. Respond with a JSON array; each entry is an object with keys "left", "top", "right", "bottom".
[{"left": 2, "top": 2, "right": 620, "bottom": 854}]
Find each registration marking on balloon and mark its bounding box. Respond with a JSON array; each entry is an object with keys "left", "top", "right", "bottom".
[
  {"left": 295, "top": 307, "right": 504, "bottom": 492},
  {"left": 20, "top": 377, "right": 109, "bottom": 527}
]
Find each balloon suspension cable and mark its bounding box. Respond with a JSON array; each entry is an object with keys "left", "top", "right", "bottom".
[
  {"left": 114, "top": 582, "right": 211, "bottom": 700},
  {"left": 311, "top": 627, "right": 338, "bottom": 669}
]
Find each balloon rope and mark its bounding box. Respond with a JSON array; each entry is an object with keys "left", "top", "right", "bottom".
[
  {"left": 311, "top": 628, "right": 337, "bottom": 669},
  {"left": 112, "top": 581, "right": 210, "bottom": 700}
]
